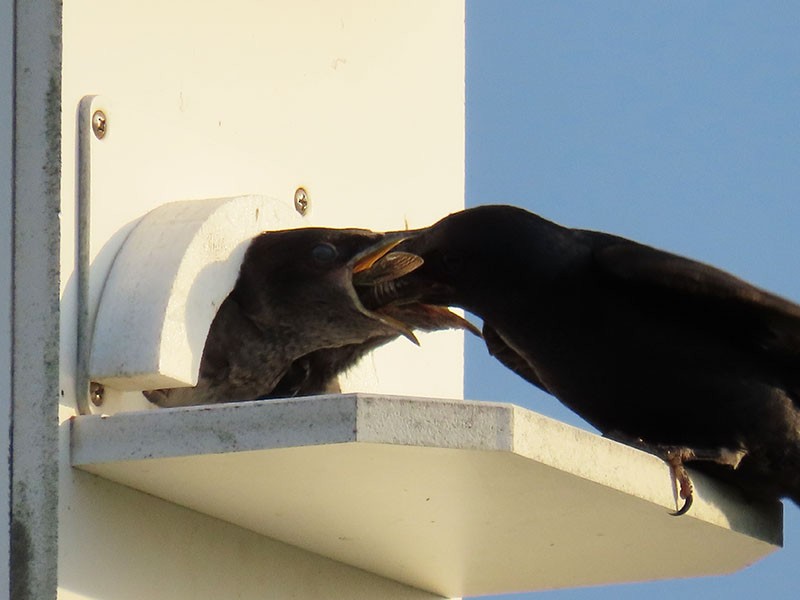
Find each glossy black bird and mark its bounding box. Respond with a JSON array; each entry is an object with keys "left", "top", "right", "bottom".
[
  {"left": 381, "top": 205, "right": 800, "bottom": 512},
  {"left": 144, "top": 227, "right": 474, "bottom": 407}
]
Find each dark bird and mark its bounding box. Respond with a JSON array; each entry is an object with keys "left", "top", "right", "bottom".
[
  {"left": 144, "top": 227, "right": 475, "bottom": 407},
  {"left": 377, "top": 205, "right": 800, "bottom": 513}
]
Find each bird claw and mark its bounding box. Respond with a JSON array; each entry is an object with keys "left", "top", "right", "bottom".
[
  {"left": 671, "top": 495, "right": 693, "bottom": 517},
  {"left": 604, "top": 432, "right": 747, "bottom": 516},
  {"left": 664, "top": 448, "right": 695, "bottom": 516},
  {"left": 662, "top": 445, "right": 746, "bottom": 516}
]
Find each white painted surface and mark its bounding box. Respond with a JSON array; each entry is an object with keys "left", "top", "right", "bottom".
[
  {"left": 71, "top": 394, "right": 781, "bottom": 598},
  {"left": 89, "top": 195, "right": 302, "bottom": 390},
  {"left": 59, "top": 1, "right": 465, "bottom": 599},
  {"left": 58, "top": 467, "right": 446, "bottom": 600},
  {"left": 62, "top": 0, "right": 465, "bottom": 415}
]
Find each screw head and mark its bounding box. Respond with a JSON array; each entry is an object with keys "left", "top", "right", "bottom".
[
  {"left": 294, "top": 187, "right": 310, "bottom": 216},
  {"left": 92, "top": 110, "right": 107, "bottom": 139}
]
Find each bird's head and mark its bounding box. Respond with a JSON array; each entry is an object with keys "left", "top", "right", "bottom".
[
  {"left": 359, "top": 205, "right": 573, "bottom": 317},
  {"left": 233, "top": 228, "right": 427, "bottom": 346},
  {"left": 358, "top": 206, "right": 528, "bottom": 308},
  {"left": 233, "top": 226, "right": 478, "bottom": 353}
]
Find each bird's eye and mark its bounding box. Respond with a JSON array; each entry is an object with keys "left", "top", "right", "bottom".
[{"left": 311, "top": 243, "right": 338, "bottom": 264}]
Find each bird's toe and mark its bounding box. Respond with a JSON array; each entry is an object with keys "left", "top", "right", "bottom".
[{"left": 663, "top": 447, "right": 695, "bottom": 516}]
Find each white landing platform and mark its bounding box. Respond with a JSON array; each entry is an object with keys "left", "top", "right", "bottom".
[{"left": 70, "top": 394, "right": 781, "bottom": 598}]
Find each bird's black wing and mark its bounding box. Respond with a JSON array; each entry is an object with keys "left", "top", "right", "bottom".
[
  {"left": 593, "top": 238, "right": 800, "bottom": 382},
  {"left": 483, "top": 323, "right": 551, "bottom": 393}
]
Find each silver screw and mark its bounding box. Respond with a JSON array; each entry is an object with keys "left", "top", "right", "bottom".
[
  {"left": 294, "top": 187, "right": 310, "bottom": 216},
  {"left": 92, "top": 110, "right": 107, "bottom": 139}
]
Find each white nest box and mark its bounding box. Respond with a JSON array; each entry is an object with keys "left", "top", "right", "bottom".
[{"left": 89, "top": 195, "right": 302, "bottom": 391}]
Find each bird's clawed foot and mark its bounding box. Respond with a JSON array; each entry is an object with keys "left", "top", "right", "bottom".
[
  {"left": 605, "top": 432, "right": 747, "bottom": 516},
  {"left": 659, "top": 446, "right": 746, "bottom": 515},
  {"left": 662, "top": 447, "right": 696, "bottom": 516}
]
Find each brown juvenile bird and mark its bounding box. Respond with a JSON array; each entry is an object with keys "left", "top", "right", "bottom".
[
  {"left": 378, "top": 205, "right": 800, "bottom": 514},
  {"left": 144, "top": 227, "right": 474, "bottom": 407}
]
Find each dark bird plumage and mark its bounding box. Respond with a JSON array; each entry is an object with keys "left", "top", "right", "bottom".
[
  {"left": 383, "top": 205, "right": 800, "bottom": 510},
  {"left": 144, "top": 227, "right": 474, "bottom": 407}
]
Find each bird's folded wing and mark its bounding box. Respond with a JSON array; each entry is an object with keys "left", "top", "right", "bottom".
[
  {"left": 483, "top": 323, "right": 551, "bottom": 394},
  {"left": 594, "top": 240, "right": 800, "bottom": 372}
]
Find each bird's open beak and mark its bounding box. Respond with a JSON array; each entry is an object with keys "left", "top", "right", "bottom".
[
  {"left": 351, "top": 235, "right": 409, "bottom": 275},
  {"left": 349, "top": 234, "right": 423, "bottom": 345},
  {"left": 350, "top": 232, "right": 479, "bottom": 345}
]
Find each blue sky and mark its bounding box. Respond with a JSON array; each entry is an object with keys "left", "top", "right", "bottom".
[{"left": 465, "top": 2, "right": 800, "bottom": 599}]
